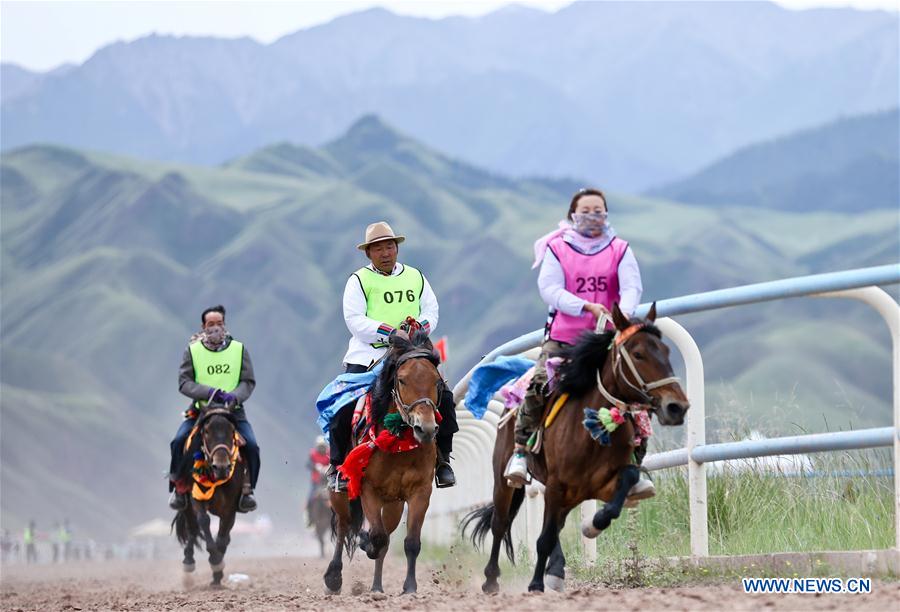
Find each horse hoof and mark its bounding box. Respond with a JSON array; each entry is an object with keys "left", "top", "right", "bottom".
[
  {"left": 545, "top": 574, "right": 565, "bottom": 592},
  {"left": 209, "top": 581, "right": 224, "bottom": 590},
  {"left": 324, "top": 586, "right": 341, "bottom": 595},
  {"left": 527, "top": 582, "right": 545, "bottom": 593},
  {"left": 482, "top": 581, "right": 500, "bottom": 594},
  {"left": 182, "top": 562, "right": 196, "bottom": 573},
  {"left": 324, "top": 572, "right": 342, "bottom": 595},
  {"left": 581, "top": 517, "right": 601, "bottom": 539}
]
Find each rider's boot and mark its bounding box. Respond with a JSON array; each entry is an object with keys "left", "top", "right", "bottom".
[
  {"left": 503, "top": 444, "right": 530, "bottom": 488},
  {"left": 326, "top": 464, "right": 348, "bottom": 493},
  {"left": 237, "top": 470, "right": 257, "bottom": 513},
  {"left": 169, "top": 490, "right": 187, "bottom": 511},
  {"left": 435, "top": 447, "right": 456, "bottom": 488}
]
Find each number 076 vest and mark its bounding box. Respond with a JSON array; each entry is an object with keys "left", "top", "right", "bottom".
[
  {"left": 546, "top": 236, "right": 628, "bottom": 345},
  {"left": 354, "top": 265, "right": 424, "bottom": 347}
]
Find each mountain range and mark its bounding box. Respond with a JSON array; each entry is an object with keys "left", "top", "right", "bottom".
[{"left": 2, "top": 1, "right": 897, "bottom": 190}]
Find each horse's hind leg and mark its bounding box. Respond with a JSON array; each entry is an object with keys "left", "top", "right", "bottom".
[
  {"left": 545, "top": 525, "right": 568, "bottom": 592},
  {"left": 483, "top": 483, "right": 516, "bottom": 594},
  {"left": 371, "top": 501, "right": 402, "bottom": 593},
  {"left": 324, "top": 494, "right": 348, "bottom": 594},
  {"left": 402, "top": 491, "right": 431, "bottom": 595}
]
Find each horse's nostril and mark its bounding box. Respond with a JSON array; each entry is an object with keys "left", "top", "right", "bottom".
[
  {"left": 414, "top": 425, "right": 424, "bottom": 434},
  {"left": 666, "top": 403, "right": 686, "bottom": 417}
]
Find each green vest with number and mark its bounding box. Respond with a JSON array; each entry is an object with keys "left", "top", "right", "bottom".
[
  {"left": 23, "top": 527, "right": 34, "bottom": 545},
  {"left": 189, "top": 340, "right": 243, "bottom": 407},
  {"left": 355, "top": 265, "right": 424, "bottom": 336}
]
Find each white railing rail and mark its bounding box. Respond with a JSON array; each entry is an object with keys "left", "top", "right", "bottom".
[{"left": 428, "top": 264, "right": 900, "bottom": 559}]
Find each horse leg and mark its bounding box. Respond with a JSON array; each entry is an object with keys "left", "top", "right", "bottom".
[
  {"left": 324, "top": 495, "right": 348, "bottom": 594},
  {"left": 482, "top": 482, "right": 516, "bottom": 594},
  {"left": 527, "top": 489, "right": 568, "bottom": 593},
  {"left": 545, "top": 515, "right": 571, "bottom": 592},
  {"left": 583, "top": 465, "right": 640, "bottom": 537},
  {"left": 402, "top": 491, "right": 430, "bottom": 595},
  {"left": 211, "top": 510, "right": 235, "bottom": 586},
  {"left": 360, "top": 492, "right": 387, "bottom": 561},
  {"left": 194, "top": 506, "right": 223, "bottom": 586},
  {"left": 371, "top": 501, "right": 402, "bottom": 593}
]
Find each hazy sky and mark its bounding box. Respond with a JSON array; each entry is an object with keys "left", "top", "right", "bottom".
[{"left": 3, "top": 0, "right": 898, "bottom": 71}]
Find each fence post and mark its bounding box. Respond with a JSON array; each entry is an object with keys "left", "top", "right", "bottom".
[
  {"left": 580, "top": 501, "right": 597, "bottom": 563},
  {"left": 656, "top": 318, "right": 708, "bottom": 557}
]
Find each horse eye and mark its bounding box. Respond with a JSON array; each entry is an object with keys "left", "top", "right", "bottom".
[
  {"left": 398, "top": 379, "right": 406, "bottom": 386},
  {"left": 633, "top": 352, "right": 645, "bottom": 360}
]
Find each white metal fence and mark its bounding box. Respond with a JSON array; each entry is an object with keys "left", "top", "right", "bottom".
[{"left": 424, "top": 265, "right": 900, "bottom": 561}]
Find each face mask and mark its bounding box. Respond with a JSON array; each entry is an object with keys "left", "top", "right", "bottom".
[
  {"left": 203, "top": 325, "right": 227, "bottom": 349},
  {"left": 571, "top": 212, "right": 608, "bottom": 237}
]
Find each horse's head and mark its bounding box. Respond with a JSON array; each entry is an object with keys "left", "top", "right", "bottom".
[
  {"left": 609, "top": 302, "right": 690, "bottom": 426},
  {"left": 200, "top": 410, "right": 238, "bottom": 481},
  {"left": 381, "top": 328, "right": 442, "bottom": 445},
  {"left": 395, "top": 355, "right": 442, "bottom": 444}
]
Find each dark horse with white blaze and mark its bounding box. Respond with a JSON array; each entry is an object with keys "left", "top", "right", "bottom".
[
  {"left": 173, "top": 407, "right": 245, "bottom": 587},
  {"left": 325, "top": 328, "right": 443, "bottom": 594},
  {"left": 463, "top": 303, "right": 690, "bottom": 593}
]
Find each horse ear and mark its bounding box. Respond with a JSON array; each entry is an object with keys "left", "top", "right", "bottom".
[
  {"left": 611, "top": 302, "right": 629, "bottom": 331},
  {"left": 646, "top": 302, "right": 657, "bottom": 323}
]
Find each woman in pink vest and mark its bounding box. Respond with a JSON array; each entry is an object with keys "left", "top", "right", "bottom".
[{"left": 505, "top": 188, "right": 653, "bottom": 500}]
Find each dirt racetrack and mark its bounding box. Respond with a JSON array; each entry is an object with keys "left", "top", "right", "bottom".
[{"left": 2, "top": 554, "right": 898, "bottom": 611}]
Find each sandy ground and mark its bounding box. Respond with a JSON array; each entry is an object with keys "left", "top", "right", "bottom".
[{"left": 2, "top": 553, "right": 898, "bottom": 611}]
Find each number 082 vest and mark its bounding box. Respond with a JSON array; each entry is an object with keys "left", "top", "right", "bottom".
[
  {"left": 546, "top": 236, "right": 628, "bottom": 345},
  {"left": 189, "top": 340, "right": 243, "bottom": 408},
  {"left": 354, "top": 265, "right": 424, "bottom": 347}
]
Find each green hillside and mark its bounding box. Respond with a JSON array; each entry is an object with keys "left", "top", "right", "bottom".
[
  {"left": 651, "top": 109, "right": 899, "bottom": 212},
  {"left": 1, "top": 116, "right": 896, "bottom": 538}
]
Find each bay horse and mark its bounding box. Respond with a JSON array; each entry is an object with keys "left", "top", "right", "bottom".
[
  {"left": 173, "top": 407, "right": 245, "bottom": 587},
  {"left": 324, "top": 328, "right": 442, "bottom": 594},
  {"left": 463, "top": 302, "right": 689, "bottom": 593}
]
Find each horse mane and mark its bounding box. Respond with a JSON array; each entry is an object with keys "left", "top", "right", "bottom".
[
  {"left": 556, "top": 319, "right": 662, "bottom": 398},
  {"left": 371, "top": 329, "right": 438, "bottom": 426}
]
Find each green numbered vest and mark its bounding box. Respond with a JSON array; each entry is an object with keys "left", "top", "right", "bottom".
[
  {"left": 23, "top": 527, "right": 34, "bottom": 545},
  {"left": 355, "top": 265, "right": 424, "bottom": 346},
  {"left": 189, "top": 340, "right": 243, "bottom": 408}
]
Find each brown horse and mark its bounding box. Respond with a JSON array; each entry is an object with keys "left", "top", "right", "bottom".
[
  {"left": 463, "top": 302, "right": 690, "bottom": 593},
  {"left": 324, "top": 329, "right": 442, "bottom": 594},
  {"left": 173, "top": 408, "right": 245, "bottom": 587}
]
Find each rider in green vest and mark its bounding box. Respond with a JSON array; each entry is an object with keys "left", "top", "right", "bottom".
[
  {"left": 326, "top": 221, "right": 458, "bottom": 491},
  {"left": 23, "top": 520, "right": 36, "bottom": 564},
  {"left": 168, "top": 305, "right": 260, "bottom": 513}
]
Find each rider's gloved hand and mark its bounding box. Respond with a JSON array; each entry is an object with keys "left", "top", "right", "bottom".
[{"left": 210, "top": 388, "right": 238, "bottom": 406}]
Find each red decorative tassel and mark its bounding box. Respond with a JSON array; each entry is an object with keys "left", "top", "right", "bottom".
[{"left": 338, "top": 427, "right": 420, "bottom": 499}]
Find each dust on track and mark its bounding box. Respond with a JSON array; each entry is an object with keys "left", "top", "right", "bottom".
[{"left": 2, "top": 555, "right": 898, "bottom": 611}]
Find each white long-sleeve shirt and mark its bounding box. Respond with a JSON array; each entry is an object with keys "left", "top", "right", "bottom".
[
  {"left": 342, "top": 263, "right": 439, "bottom": 367},
  {"left": 538, "top": 232, "right": 643, "bottom": 318}
]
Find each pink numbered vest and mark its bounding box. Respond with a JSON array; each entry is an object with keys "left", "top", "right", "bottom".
[{"left": 546, "top": 235, "right": 628, "bottom": 345}]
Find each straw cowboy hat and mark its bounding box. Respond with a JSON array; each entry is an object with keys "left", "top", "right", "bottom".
[{"left": 357, "top": 221, "right": 406, "bottom": 250}]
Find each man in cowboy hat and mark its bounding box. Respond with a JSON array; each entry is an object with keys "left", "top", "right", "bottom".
[{"left": 326, "top": 221, "right": 458, "bottom": 490}]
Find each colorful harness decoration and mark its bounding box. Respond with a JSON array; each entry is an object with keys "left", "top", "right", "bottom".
[
  {"left": 190, "top": 435, "right": 242, "bottom": 501},
  {"left": 582, "top": 406, "right": 652, "bottom": 446}
]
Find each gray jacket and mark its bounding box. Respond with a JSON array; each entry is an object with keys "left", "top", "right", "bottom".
[{"left": 178, "top": 337, "right": 256, "bottom": 416}]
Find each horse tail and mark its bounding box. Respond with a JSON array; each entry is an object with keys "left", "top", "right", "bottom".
[
  {"left": 171, "top": 509, "right": 199, "bottom": 549},
  {"left": 330, "top": 498, "right": 364, "bottom": 560},
  {"left": 461, "top": 486, "right": 526, "bottom": 564}
]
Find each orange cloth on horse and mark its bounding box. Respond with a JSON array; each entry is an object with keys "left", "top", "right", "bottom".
[{"left": 189, "top": 431, "right": 243, "bottom": 501}]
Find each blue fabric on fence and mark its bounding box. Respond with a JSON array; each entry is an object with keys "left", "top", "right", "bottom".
[
  {"left": 464, "top": 355, "right": 535, "bottom": 419},
  {"left": 315, "top": 362, "right": 384, "bottom": 440}
]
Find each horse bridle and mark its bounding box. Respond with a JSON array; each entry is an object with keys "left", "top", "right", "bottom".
[
  {"left": 199, "top": 408, "right": 238, "bottom": 463},
  {"left": 594, "top": 315, "right": 681, "bottom": 413},
  {"left": 390, "top": 349, "right": 443, "bottom": 426}
]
